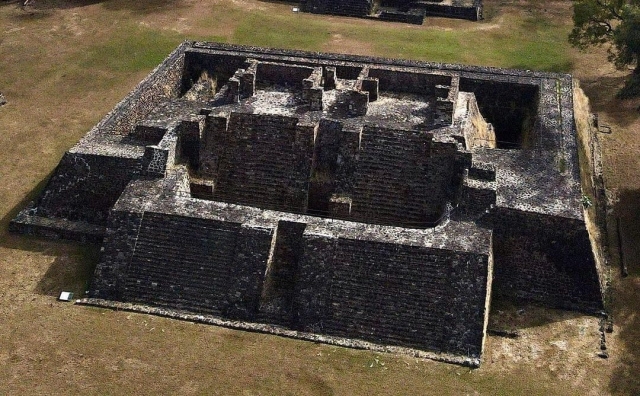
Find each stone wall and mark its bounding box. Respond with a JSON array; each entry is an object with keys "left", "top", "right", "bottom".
[
  {"left": 95, "top": 43, "right": 185, "bottom": 137},
  {"left": 34, "top": 153, "right": 141, "bottom": 225},
  {"left": 89, "top": 209, "right": 144, "bottom": 299},
  {"left": 455, "top": 92, "right": 496, "bottom": 150},
  {"left": 181, "top": 51, "right": 248, "bottom": 96},
  {"left": 458, "top": 78, "right": 538, "bottom": 149},
  {"left": 301, "top": 0, "right": 373, "bottom": 17},
  {"left": 421, "top": 1, "right": 482, "bottom": 21},
  {"left": 93, "top": 209, "right": 273, "bottom": 321},
  {"left": 486, "top": 208, "right": 603, "bottom": 312},
  {"left": 293, "top": 233, "right": 493, "bottom": 357},
  {"left": 368, "top": 68, "right": 450, "bottom": 95},
  {"left": 255, "top": 62, "right": 315, "bottom": 88},
  {"left": 211, "top": 112, "right": 315, "bottom": 212},
  {"left": 301, "top": 0, "right": 482, "bottom": 22},
  {"left": 378, "top": 9, "right": 425, "bottom": 25},
  {"left": 350, "top": 125, "right": 461, "bottom": 227}
]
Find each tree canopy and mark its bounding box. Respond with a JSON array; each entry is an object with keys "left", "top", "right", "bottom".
[{"left": 570, "top": 0, "right": 640, "bottom": 96}]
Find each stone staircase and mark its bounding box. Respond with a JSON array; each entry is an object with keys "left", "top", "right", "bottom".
[
  {"left": 122, "top": 212, "right": 242, "bottom": 316},
  {"left": 321, "top": 239, "right": 449, "bottom": 351},
  {"left": 351, "top": 126, "right": 443, "bottom": 227}
]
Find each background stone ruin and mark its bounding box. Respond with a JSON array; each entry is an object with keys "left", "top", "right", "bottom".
[{"left": 300, "top": 0, "right": 483, "bottom": 24}]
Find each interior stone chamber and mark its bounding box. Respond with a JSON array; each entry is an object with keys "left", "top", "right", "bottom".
[{"left": 10, "top": 42, "right": 605, "bottom": 367}]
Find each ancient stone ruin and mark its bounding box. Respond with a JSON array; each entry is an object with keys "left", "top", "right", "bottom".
[
  {"left": 11, "top": 42, "right": 605, "bottom": 366},
  {"left": 300, "top": 0, "right": 483, "bottom": 24}
]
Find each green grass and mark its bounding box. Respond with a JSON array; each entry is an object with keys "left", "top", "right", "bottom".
[
  {"left": 343, "top": 20, "right": 574, "bottom": 72},
  {"left": 233, "top": 12, "right": 331, "bottom": 50},
  {"left": 78, "top": 26, "right": 183, "bottom": 73},
  {"left": 69, "top": 2, "right": 575, "bottom": 75},
  {"left": 217, "top": 9, "right": 575, "bottom": 73}
]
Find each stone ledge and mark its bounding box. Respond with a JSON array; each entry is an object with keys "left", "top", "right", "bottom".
[
  {"left": 76, "top": 298, "right": 481, "bottom": 367},
  {"left": 9, "top": 208, "right": 105, "bottom": 243}
]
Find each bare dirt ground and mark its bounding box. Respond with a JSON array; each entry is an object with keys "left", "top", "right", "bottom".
[{"left": 0, "top": 0, "right": 639, "bottom": 394}]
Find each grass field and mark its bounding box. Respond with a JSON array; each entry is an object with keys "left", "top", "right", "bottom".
[{"left": 1, "top": 0, "right": 640, "bottom": 394}]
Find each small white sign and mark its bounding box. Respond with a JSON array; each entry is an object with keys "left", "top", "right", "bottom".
[
  {"left": 59, "top": 291, "right": 74, "bottom": 301},
  {"left": 292, "top": 7, "right": 299, "bottom": 12}
]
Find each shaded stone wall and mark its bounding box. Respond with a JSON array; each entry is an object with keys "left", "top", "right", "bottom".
[
  {"left": 455, "top": 92, "right": 496, "bottom": 150},
  {"left": 255, "top": 62, "right": 315, "bottom": 88},
  {"left": 293, "top": 234, "right": 492, "bottom": 357},
  {"left": 458, "top": 78, "right": 538, "bottom": 149},
  {"left": 89, "top": 209, "right": 144, "bottom": 299},
  {"left": 94, "top": 211, "right": 273, "bottom": 321},
  {"left": 35, "top": 153, "right": 141, "bottom": 225},
  {"left": 350, "top": 126, "right": 461, "bottom": 226},
  {"left": 101, "top": 44, "right": 185, "bottom": 136},
  {"left": 258, "top": 220, "right": 307, "bottom": 326},
  {"left": 421, "top": 1, "right": 482, "bottom": 21},
  {"left": 301, "top": 0, "right": 373, "bottom": 17},
  {"left": 378, "top": 9, "right": 425, "bottom": 25},
  {"left": 487, "top": 208, "right": 603, "bottom": 312},
  {"left": 301, "top": 0, "right": 482, "bottom": 22},
  {"left": 211, "top": 113, "right": 315, "bottom": 212},
  {"left": 181, "top": 51, "right": 248, "bottom": 96},
  {"left": 368, "top": 68, "right": 450, "bottom": 95}
]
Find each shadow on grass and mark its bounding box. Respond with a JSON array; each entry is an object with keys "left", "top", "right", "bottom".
[
  {"left": 609, "top": 275, "right": 640, "bottom": 395},
  {"left": 33, "top": 243, "right": 100, "bottom": 297},
  {"left": 579, "top": 74, "right": 640, "bottom": 128},
  {"left": 615, "top": 189, "right": 640, "bottom": 276},
  {"left": 1, "top": 173, "right": 100, "bottom": 298},
  {"left": 604, "top": 188, "right": 640, "bottom": 394},
  {"left": 488, "top": 297, "right": 589, "bottom": 333}
]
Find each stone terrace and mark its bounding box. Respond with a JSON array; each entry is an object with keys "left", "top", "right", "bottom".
[{"left": 10, "top": 42, "right": 605, "bottom": 366}]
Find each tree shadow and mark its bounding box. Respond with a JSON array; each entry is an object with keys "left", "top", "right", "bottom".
[
  {"left": 488, "top": 297, "right": 589, "bottom": 334},
  {"left": 601, "top": 188, "right": 640, "bottom": 394},
  {"left": 579, "top": 74, "right": 640, "bottom": 128}
]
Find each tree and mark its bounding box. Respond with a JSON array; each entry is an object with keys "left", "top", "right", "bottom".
[{"left": 570, "top": 1, "right": 640, "bottom": 97}]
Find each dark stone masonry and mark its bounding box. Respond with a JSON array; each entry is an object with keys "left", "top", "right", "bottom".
[
  {"left": 10, "top": 42, "right": 605, "bottom": 366},
  {"left": 300, "top": 0, "right": 483, "bottom": 24}
]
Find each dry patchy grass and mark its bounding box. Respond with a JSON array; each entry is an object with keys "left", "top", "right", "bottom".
[{"left": 0, "top": 0, "right": 638, "bottom": 394}]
